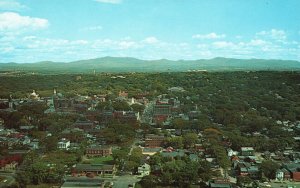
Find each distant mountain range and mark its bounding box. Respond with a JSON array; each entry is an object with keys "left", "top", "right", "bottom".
[{"left": 0, "top": 57, "right": 299, "bottom": 73}]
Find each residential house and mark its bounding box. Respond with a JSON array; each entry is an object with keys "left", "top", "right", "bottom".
[
  {"left": 240, "top": 147, "right": 254, "bottom": 156},
  {"left": 276, "top": 168, "right": 291, "bottom": 181},
  {"left": 142, "top": 147, "right": 161, "bottom": 156},
  {"left": 209, "top": 178, "right": 232, "bottom": 188},
  {"left": 236, "top": 162, "right": 260, "bottom": 179},
  {"left": 57, "top": 138, "right": 70, "bottom": 150},
  {"left": 29, "top": 139, "right": 39, "bottom": 150},
  {"left": 73, "top": 120, "right": 95, "bottom": 132},
  {"left": 85, "top": 146, "right": 112, "bottom": 157},
  {"left": 145, "top": 134, "right": 165, "bottom": 148},
  {"left": 137, "top": 163, "right": 151, "bottom": 177},
  {"left": 61, "top": 128, "right": 85, "bottom": 143},
  {"left": 113, "top": 111, "right": 137, "bottom": 123},
  {"left": 283, "top": 163, "right": 300, "bottom": 181},
  {"left": 161, "top": 149, "right": 185, "bottom": 159},
  {"left": 61, "top": 176, "right": 102, "bottom": 188},
  {"left": 72, "top": 163, "right": 116, "bottom": 178}
]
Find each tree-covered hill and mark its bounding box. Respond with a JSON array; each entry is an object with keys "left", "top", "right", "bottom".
[{"left": 0, "top": 57, "right": 299, "bottom": 73}]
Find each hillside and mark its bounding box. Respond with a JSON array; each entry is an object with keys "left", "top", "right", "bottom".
[{"left": 0, "top": 57, "right": 300, "bottom": 73}]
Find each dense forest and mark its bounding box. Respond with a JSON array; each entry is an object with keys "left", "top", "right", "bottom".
[{"left": 1, "top": 71, "right": 299, "bottom": 123}]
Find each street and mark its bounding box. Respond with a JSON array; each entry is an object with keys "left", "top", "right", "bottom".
[
  {"left": 0, "top": 172, "right": 16, "bottom": 187},
  {"left": 111, "top": 175, "right": 140, "bottom": 188}
]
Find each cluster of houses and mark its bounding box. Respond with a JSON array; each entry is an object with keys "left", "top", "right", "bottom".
[{"left": 1, "top": 87, "right": 300, "bottom": 188}]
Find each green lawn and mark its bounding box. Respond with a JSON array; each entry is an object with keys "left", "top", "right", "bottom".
[
  {"left": 89, "top": 156, "right": 114, "bottom": 165},
  {"left": 27, "top": 184, "right": 59, "bottom": 188}
]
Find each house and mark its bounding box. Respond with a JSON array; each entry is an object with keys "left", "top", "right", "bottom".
[
  {"left": 137, "top": 163, "right": 151, "bottom": 177},
  {"left": 209, "top": 178, "right": 232, "bottom": 188},
  {"left": 153, "top": 101, "right": 171, "bottom": 115},
  {"left": 189, "top": 153, "right": 199, "bottom": 162},
  {"left": 161, "top": 149, "right": 185, "bottom": 159},
  {"left": 113, "top": 111, "right": 137, "bottom": 123},
  {"left": 276, "top": 168, "right": 291, "bottom": 181},
  {"left": 236, "top": 162, "right": 260, "bottom": 179},
  {"left": 29, "top": 139, "right": 39, "bottom": 150},
  {"left": 292, "top": 172, "right": 300, "bottom": 182},
  {"left": 61, "top": 128, "right": 85, "bottom": 142},
  {"left": 0, "top": 154, "right": 22, "bottom": 170},
  {"left": 118, "top": 91, "right": 128, "bottom": 99},
  {"left": 283, "top": 163, "right": 300, "bottom": 181},
  {"left": 73, "top": 120, "right": 95, "bottom": 132},
  {"left": 145, "top": 134, "right": 165, "bottom": 148},
  {"left": 57, "top": 138, "right": 70, "bottom": 150},
  {"left": 72, "top": 163, "right": 116, "bottom": 178},
  {"left": 85, "top": 146, "right": 112, "bottom": 157},
  {"left": 227, "top": 149, "right": 234, "bottom": 157},
  {"left": 240, "top": 147, "right": 254, "bottom": 156},
  {"left": 168, "top": 87, "right": 185, "bottom": 92},
  {"left": 61, "top": 176, "right": 102, "bottom": 188},
  {"left": 142, "top": 147, "right": 161, "bottom": 156}
]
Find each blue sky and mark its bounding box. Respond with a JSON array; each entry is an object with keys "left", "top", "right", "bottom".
[{"left": 0, "top": 0, "right": 300, "bottom": 63}]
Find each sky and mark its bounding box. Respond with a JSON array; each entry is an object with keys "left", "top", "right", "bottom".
[{"left": 0, "top": 0, "right": 300, "bottom": 63}]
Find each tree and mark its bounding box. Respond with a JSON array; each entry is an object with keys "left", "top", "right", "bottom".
[
  {"left": 43, "top": 136, "right": 58, "bottom": 152},
  {"left": 198, "top": 160, "right": 213, "bottom": 182},
  {"left": 129, "top": 148, "right": 143, "bottom": 164},
  {"left": 124, "top": 160, "right": 138, "bottom": 172},
  {"left": 237, "top": 176, "right": 253, "bottom": 187},
  {"left": 149, "top": 153, "right": 162, "bottom": 167},
  {"left": 112, "top": 101, "right": 131, "bottom": 111},
  {"left": 140, "top": 175, "right": 158, "bottom": 187},
  {"left": 261, "top": 160, "right": 280, "bottom": 180},
  {"left": 166, "top": 136, "right": 183, "bottom": 149},
  {"left": 16, "top": 170, "right": 30, "bottom": 188},
  {"left": 131, "top": 103, "right": 145, "bottom": 113},
  {"left": 173, "top": 118, "right": 187, "bottom": 135},
  {"left": 183, "top": 133, "right": 198, "bottom": 148},
  {"left": 161, "top": 172, "right": 173, "bottom": 185},
  {"left": 112, "top": 148, "right": 128, "bottom": 169}
]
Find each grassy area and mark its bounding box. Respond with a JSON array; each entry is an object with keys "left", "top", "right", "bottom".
[
  {"left": 83, "top": 156, "right": 114, "bottom": 165},
  {"left": 27, "top": 184, "right": 59, "bottom": 188}
]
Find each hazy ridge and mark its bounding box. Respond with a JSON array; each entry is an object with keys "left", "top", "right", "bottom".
[{"left": 0, "top": 57, "right": 299, "bottom": 73}]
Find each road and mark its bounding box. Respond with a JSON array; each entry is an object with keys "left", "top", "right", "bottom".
[
  {"left": 265, "top": 181, "right": 300, "bottom": 188},
  {"left": 0, "top": 172, "right": 16, "bottom": 187},
  {"left": 111, "top": 175, "right": 140, "bottom": 188}
]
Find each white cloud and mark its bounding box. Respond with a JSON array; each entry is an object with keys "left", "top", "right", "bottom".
[
  {"left": 80, "top": 25, "right": 102, "bottom": 31},
  {"left": 212, "top": 41, "right": 234, "bottom": 48},
  {"left": 1, "top": 28, "right": 300, "bottom": 62},
  {"left": 1, "top": 46, "right": 14, "bottom": 53},
  {"left": 0, "top": 12, "right": 48, "bottom": 33},
  {"left": 118, "top": 41, "right": 137, "bottom": 49},
  {"left": 256, "top": 29, "right": 286, "bottom": 41},
  {"left": 192, "top": 32, "right": 226, "bottom": 39},
  {"left": 0, "top": 0, "right": 26, "bottom": 11},
  {"left": 94, "top": 0, "right": 122, "bottom": 4},
  {"left": 143, "top": 36, "right": 159, "bottom": 44},
  {"left": 248, "top": 39, "right": 268, "bottom": 46},
  {"left": 71, "top": 40, "right": 89, "bottom": 45}
]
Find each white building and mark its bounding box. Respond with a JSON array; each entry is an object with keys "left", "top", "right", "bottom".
[
  {"left": 276, "top": 170, "right": 284, "bottom": 181},
  {"left": 57, "top": 138, "right": 70, "bottom": 150},
  {"left": 137, "top": 163, "right": 151, "bottom": 177}
]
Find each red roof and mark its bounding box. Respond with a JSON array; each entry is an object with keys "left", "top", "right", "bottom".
[{"left": 292, "top": 172, "right": 300, "bottom": 181}]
